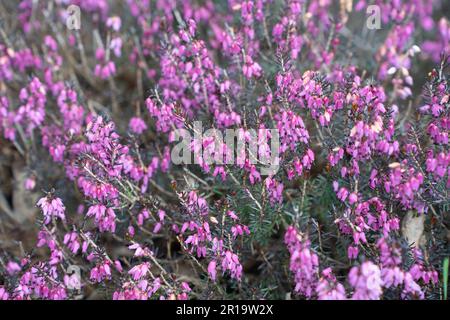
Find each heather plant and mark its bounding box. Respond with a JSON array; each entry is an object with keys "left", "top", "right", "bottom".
[{"left": 0, "top": 0, "right": 448, "bottom": 300}]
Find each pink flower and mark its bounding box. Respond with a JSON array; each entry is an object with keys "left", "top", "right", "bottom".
[
  {"left": 110, "top": 37, "right": 122, "bottom": 57},
  {"left": 90, "top": 261, "right": 112, "bottom": 283},
  {"left": 207, "top": 260, "right": 217, "bottom": 281},
  {"left": 128, "top": 262, "right": 150, "bottom": 281},
  {"left": 347, "top": 246, "right": 358, "bottom": 260},
  {"left": 114, "top": 260, "right": 123, "bottom": 273},
  {"left": 348, "top": 261, "right": 382, "bottom": 300},
  {"left": 221, "top": 251, "right": 243, "bottom": 281},
  {"left": 129, "top": 117, "right": 147, "bottom": 134},
  {"left": 87, "top": 204, "right": 116, "bottom": 232},
  {"left": 0, "top": 287, "right": 9, "bottom": 300},
  {"left": 24, "top": 176, "right": 36, "bottom": 190},
  {"left": 285, "top": 226, "right": 319, "bottom": 298},
  {"left": 63, "top": 232, "right": 81, "bottom": 254},
  {"left": 37, "top": 195, "right": 66, "bottom": 224},
  {"left": 316, "top": 270, "right": 347, "bottom": 300},
  {"left": 6, "top": 261, "right": 21, "bottom": 275},
  {"left": 227, "top": 210, "right": 239, "bottom": 221},
  {"left": 337, "top": 187, "right": 349, "bottom": 202},
  {"left": 106, "top": 16, "right": 121, "bottom": 31},
  {"left": 348, "top": 192, "right": 358, "bottom": 205},
  {"left": 242, "top": 55, "right": 262, "bottom": 79}
]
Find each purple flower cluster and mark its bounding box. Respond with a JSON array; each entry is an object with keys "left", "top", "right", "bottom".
[{"left": 0, "top": 0, "right": 448, "bottom": 300}]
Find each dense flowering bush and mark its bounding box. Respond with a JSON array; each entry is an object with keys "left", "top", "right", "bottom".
[{"left": 0, "top": 0, "right": 448, "bottom": 300}]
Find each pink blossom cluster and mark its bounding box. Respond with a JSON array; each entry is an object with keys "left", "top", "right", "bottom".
[{"left": 0, "top": 0, "right": 448, "bottom": 300}]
